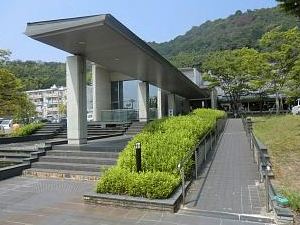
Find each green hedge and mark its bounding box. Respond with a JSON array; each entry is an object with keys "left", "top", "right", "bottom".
[
  {"left": 96, "top": 109, "right": 226, "bottom": 199},
  {"left": 11, "top": 123, "right": 43, "bottom": 137},
  {"left": 95, "top": 167, "right": 180, "bottom": 199},
  {"left": 191, "top": 108, "right": 227, "bottom": 119},
  {"left": 118, "top": 115, "right": 215, "bottom": 174}
]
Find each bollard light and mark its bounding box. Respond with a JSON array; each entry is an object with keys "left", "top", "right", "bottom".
[
  {"left": 135, "top": 142, "right": 142, "bottom": 173},
  {"left": 135, "top": 142, "right": 141, "bottom": 150}
]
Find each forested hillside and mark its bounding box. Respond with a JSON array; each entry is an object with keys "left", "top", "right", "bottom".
[
  {"left": 4, "top": 60, "right": 65, "bottom": 90},
  {"left": 3, "top": 60, "right": 92, "bottom": 91},
  {"left": 149, "top": 7, "right": 300, "bottom": 67}
]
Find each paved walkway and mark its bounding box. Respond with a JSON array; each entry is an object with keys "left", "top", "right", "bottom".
[
  {"left": 186, "top": 119, "right": 269, "bottom": 217},
  {"left": 0, "top": 177, "right": 272, "bottom": 225}
]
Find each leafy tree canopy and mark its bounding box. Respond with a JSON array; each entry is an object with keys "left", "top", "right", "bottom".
[
  {"left": 260, "top": 26, "right": 300, "bottom": 105},
  {"left": 0, "top": 48, "right": 36, "bottom": 122},
  {"left": 202, "top": 48, "right": 265, "bottom": 112},
  {"left": 276, "top": 0, "right": 300, "bottom": 18}
]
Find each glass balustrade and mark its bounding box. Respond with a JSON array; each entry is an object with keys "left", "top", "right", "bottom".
[{"left": 99, "top": 108, "right": 157, "bottom": 122}]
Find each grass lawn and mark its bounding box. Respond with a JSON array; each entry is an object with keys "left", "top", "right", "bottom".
[{"left": 252, "top": 115, "right": 300, "bottom": 211}]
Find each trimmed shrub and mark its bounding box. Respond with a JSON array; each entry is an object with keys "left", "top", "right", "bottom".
[
  {"left": 11, "top": 123, "right": 43, "bottom": 137},
  {"left": 118, "top": 116, "right": 216, "bottom": 173},
  {"left": 95, "top": 167, "right": 180, "bottom": 199},
  {"left": 191, "top": 108, "right": 226, "bottom": 119},
  {"left": 96, "top": 109, "right": 226, "bottom": 199}
]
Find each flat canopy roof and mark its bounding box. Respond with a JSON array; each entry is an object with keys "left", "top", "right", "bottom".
[{"left": 25, "top": 14, "right": 209, "bottom": 99}]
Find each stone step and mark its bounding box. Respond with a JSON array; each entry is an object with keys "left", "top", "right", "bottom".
[
  {"left": 40, "top": 125, "right": 62, "bottom": 128},
  {"left": 129, "top": 125, "right": 146, "bottom": 128},
  {"left": 0, "top": 158, "right": 24, "bottom": 163},
  {"left": 0, "top": 149, "right": 38, "bottom": 154},
  {"left": 0, "top": 152, "right": 31, "bottom": 158},
  {"left": 126, "top": 131, "right": 139, "bottom": 135},
  {"left": 31, "top": 161, "right": 110, "bottom": 172},
  {"left": 34, "top": 131, "right": 56, "bottom": 134},
  {"left": 126, "top": 128, "right": 143, "bottom": 132},
  {"left": 87, "top": 130, "right": 125, "bottom": 133},
  {"left": 51, "top": 145, "right": 124, "bottom": 152},
  {"left": 54, "top": 135, "right": 67, "bottom": 138},
  {"left": 23, "top": 168, "right": 100, "bottom": 181},
  {"left": 53, "top": 133, "right": 123, "bottom": 140},
  {"left": 37, "top": 128, "right": 60, "bottom": 131},
  {"left": 47, "top": 150, "right": 119, "bottom": 158},
  {"left": 39, "top": 156, "right": 117, "bottom": 165}
]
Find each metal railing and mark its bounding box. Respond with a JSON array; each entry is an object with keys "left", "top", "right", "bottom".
[
  {"left": 240, "top": 112, "right": 273, "bottom": 212},
  {"left": 178, "top": 118, "right": 227, "bottom": 206}
]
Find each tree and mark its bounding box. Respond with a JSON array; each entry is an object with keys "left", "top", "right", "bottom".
[
  {"left": 202, "top": 48, "right": 264, "bottom": 114},
  {"left": 248, "top": 53, "right": 272, "bottom": 114},
  {"left": 0, "top": 68, "right": 37, "bottom": 122},
  {"left": 14, "top": 95, "right": 36, "bottom": 124},
  {"left": 259, "top": 27, "right": 300, "bottom": 114},
  {"left": 276, "top": 0, "right": 300, "bottom": 18},
  {"left": 59, "top": 104, "right": 67, "bottom": 116},
  {"left": 0, "top": 49, "right": 11, "bottom": 65},
  {"left": 0, "top": 68, "right": 24, "bottom": 117}
]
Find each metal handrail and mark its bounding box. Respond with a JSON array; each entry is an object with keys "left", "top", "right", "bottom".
[{"left": 240, "top": 112, "right": 273, "bottom": 212}]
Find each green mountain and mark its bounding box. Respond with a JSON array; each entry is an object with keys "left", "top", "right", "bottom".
[
  {"left": 149, "top": 7, "right": 300, "bottom": 67},
  {"left": 4, "top": 60, "right": 92, "bottom": 91},
  {"left": 4, "top": 60, "right": 66, "bottom": 90}
]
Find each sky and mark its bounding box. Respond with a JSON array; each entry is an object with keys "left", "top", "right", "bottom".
[{"left": 0, "top": 0, "right": 277, "bottom": 62}]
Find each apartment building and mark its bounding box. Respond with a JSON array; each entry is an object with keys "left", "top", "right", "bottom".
[
  {"left": 27, "top": 85, "right": 93, "bottom": 121},
  {"left": 26, "top": 85, "right": 67, "bottom": 120}
]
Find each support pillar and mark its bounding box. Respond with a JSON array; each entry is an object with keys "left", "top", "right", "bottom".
[
  {"left": 92, "top": 64, "right": 111, "bottom": 121},
  {"left": 66, "top": 55, "right": 87, "bottom": 145},
  {"left": 211, "top": 88, "right": 217, "bottom": 109},
  {"left": 137, "top": 81, "right": 149, "bottom": 122},
  {"left": 167, "top": 93, "right": 176, "bottom": 116},
  {"left": 157, "top": 88, "right": 166, "bottom": 119}
]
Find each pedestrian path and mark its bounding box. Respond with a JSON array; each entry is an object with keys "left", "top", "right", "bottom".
[
  {"left": 0, "top": 177, "right": 273, "bottom": 225},
  {"left": 185, "top": 119, "right": 269, "bottom": 217}
]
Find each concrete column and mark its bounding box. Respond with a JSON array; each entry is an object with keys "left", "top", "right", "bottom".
[
  {"left": 157, "top": 88, "right": 166, "bottom": 119},
  {"left": 182, "top": 99, "right": 190, "bottom": 114},
  {"left": 137, "top": 81, "right": 149, "bottom": 122},
  {"left": 211, "top": 88, "right": 217, "bottom": 109},
  {"left": 92, "top": 64, "right": 111, "bottom": 121},
  {"left": 167, "top": 93, "right": 176, "bottom": 116},
  {"left": 66, "top": 55, "right": 87, "bottom": 145}
]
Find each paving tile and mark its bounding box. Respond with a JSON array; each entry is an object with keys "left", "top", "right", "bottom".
[{"left": 186, "top": 119, "right": 266, "bottom": 216}]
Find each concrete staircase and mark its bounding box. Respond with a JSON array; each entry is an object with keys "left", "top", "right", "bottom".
[
  {"left": 34, "top": 123, "right": 64, "bottom": 136},
  {"left": 23, "top": 136, "right": 131, "bottom": 181},
  {"left": 52, "top": 122, "right": 131, "bottom": 139},
  {"left": 0, "top": 148, "right": 39, "bottom": 163},
  {"left": 125, "top": 121, "right": 147, "bottom": 136}
]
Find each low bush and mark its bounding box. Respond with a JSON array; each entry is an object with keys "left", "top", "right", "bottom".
[
  {"left": 95, "top": 167, "right": 180, "bottom": 199},
  {"left": 11, "top": 123, "right": 43, "bottom": 137},
  {"left": 96, "top": 109, "right": 226, "bottom": 199},
  {"left": 191, "top": 108, "right": 227, "bottom": 119}
]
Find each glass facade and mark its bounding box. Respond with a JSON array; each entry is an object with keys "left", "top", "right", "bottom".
[{"left": 111, "top": 81, "right": 123, "bottom": 109}]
